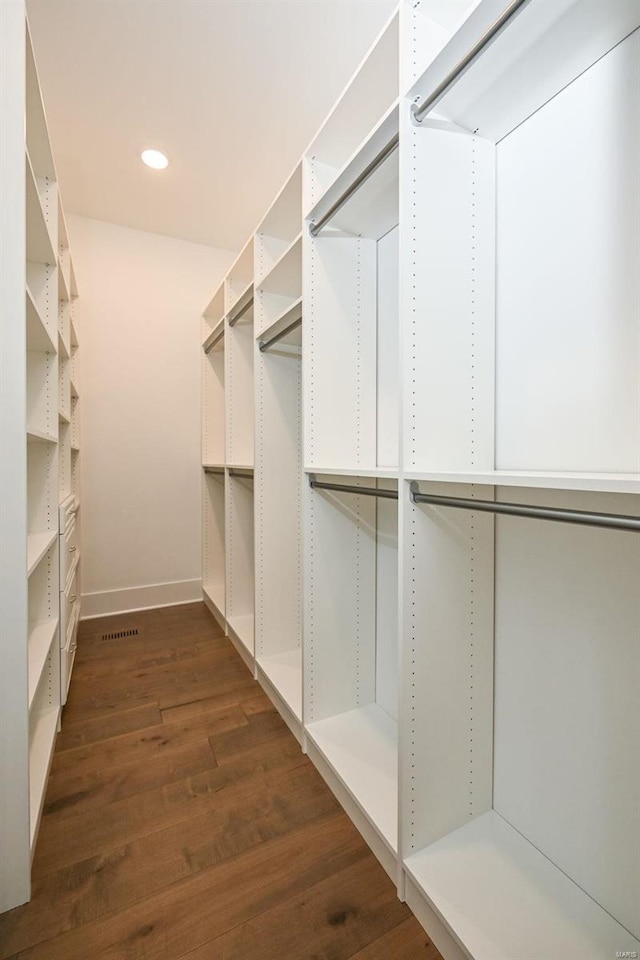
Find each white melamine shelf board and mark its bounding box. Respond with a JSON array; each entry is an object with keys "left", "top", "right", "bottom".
[
  {"left": 305, "top": 466, "right": 399, "bottom": 480},
  {"left": 227, "top": 464, "right": 254, "bottom": 474},
  {"left": 203, "top": 581, "right": 225, "bottom": 616},
  {"left": 203, "top": 283, "right": 225, "bottom": 322},
  {"left": 28, "top": 619, "right": 58, "bottom": 709},
  {"left": 70, "top": 318, "right": 78, "bottom": 348},
  {"left": 258, "top": 162, "right": 302, "bottom": 241},
  {"left": 27, "top": 531, "right": 57, "bottom": 577},
  {"left": 70, "top": 378, "right": 79, "bottom": 399},
  {"left": 305, "top": 9, "right": 399, "bottom": 172},
  {"left": 306, "top": 703, "right": 398, "bottom": 852},
  {"left": 257, "top": 649, "right": 302, "bottom": 721},
  {"left": 26, "top": 287, "right": 55, "bottom": 353},
  {"left": 228, "top": 280, "right": 254, "bottom": 321},
  {"left": 71, "top": 442, "right": 80, "bottom": 453},
  {"left": 404, "top": 810, "right": 640, "bottom": 960},
  {"left": 27, "top": 428, "right": 57, "bottom": 445},
  {"left": 307, "top": 102, "right": 399, "bottom": 241},
  {"left": 57, "top": 260, "right": 70, "bottom": 303},
  {"left": 202, "top": 321, "right": 225, "bottom": 353},
  {"left": 26, "top": 157, "right": 56, "bottom": 266},
  {"left": 410, "top": 0, "right": 640, "bottom": 144},
  {"left": 227, "top": 614, "right": 254, "bottom": 654},
  {"left": 202, "top": 462, "right": 226, "bottom": 470},
  {"left": 407, "top": 470, "right": 640, "bottom": 495},
  {"left": 70, "top": 261, "right": 79, "bottom": 299},
  {"left": 58, "top": 410, "right": 70, "bottom": 425},
  {"left": 256, "top": 233, "right": 302, "bottom": 295},
  {"left": 58, "top": 331, "right": 70, "bottom": 359},
  {"left": 258, "top": 297, "right": 303, "bottom": 351},
  {"left": 25, "top": 30, "right": 56, "bottom": 180},
  {"left": 29, "top": 706, "right": 58, "bottom": 849}
]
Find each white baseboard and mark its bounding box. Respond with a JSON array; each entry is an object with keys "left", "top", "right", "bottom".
[{"left": 80, "top": 578, "right": 202, "bottom": 619}]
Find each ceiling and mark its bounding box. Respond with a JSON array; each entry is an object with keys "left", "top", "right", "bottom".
[{"left": 27, "top": 0, "right": 397, "bottom": 252}]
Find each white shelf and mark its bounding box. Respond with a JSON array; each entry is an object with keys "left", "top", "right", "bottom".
[
  {"left": 307, "top": 102, "right": 399, "bottom": 241},
  {"left": 26, "top": 287, "right": 55, "bottom": 353},
  {"left": 227, "top": 464, "right": 254, "bottom": 473},
  {"left": 57, "top": 259, "right": 70, "bottom": 303},
  {"left": 58, "top": 330, "right": 70, "bottom": 359},
  {"left": 29, "top": 705, "right": 58, "bottom": 849},
  {"left": 70, "top": 261, "right": 79, "bottom": 299},
  {"left": 71, "top": 442, "right": 80, "bottom": 453},
  {"left": 25, "top": 151, "right": 55, "bottom": 266},
  {"left": 28, "top": 619, "right": 58, "bottom": 709},
  {"left": 257, "top": 233, "right": 302, "bottom": 296},
  {"left": 58, "top": 410, "right": 71, "bottom": 425},
  {"left": 27, "top": 427, "right": 57, "bottom": 444},
  {"left": 227, "top": 613, "right": 254, "bottom": 654},
  {"left": 407, "top": 470, "right": 640, "bottom": 495},
  {"left": 202, "top": 320, "right": 225, "bottom": 353},
  {"left": 70, "top": 377, "right": 79, "bottom": 399},
  {"left": 405, "top": 811, "right": 640, "bottom": 960},
  {"left": 70, "top": 318, "right": 78, "bottom": 348},
  {"left": 306, "top": 703, "right": 398, "bottom": 852},
  {"left": 202, "top": 462, "right": 226, "bottom": 471},
  {"left": 228, "top": 278, "right": 253, "bottom": 317},
  {"left": 258, "top": 648, "right": 302, "bottom": 721},
  {"left": 203, "top": 581, "right": 225, "bottom": 617},
  {"left": 305, "top": 466, "right": 399, "bottom": 480},
  {"left": 27, "top": 530, "right": 57, "bottom": 577},
  {"left": 258, "top": 296, "right": 303, "bottom": 351}
]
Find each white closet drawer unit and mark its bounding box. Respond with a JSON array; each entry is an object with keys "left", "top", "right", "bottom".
[
  {"left": 59, "top": 494, "right": 78, "bottom": 590},
  {"left": 61, "top": 604, "right": 79, "bottom": 703},
  {"left": 60, "top": 563, "right": 79, "bottom": 639}
]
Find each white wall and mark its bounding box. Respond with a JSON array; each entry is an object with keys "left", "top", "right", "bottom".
[{"left": 68, "top": 215, "right": 234, "bottom": 618}]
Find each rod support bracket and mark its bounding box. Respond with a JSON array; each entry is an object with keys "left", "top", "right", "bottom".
[{"left": 409, "top": 480, "right": 420, "bottom": 503}]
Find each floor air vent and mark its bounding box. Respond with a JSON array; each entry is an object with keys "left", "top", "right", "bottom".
[{"left": 101, "top": 628, "right": 139, "bottom": 641}]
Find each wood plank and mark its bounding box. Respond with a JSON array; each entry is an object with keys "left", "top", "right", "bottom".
[
  {"left": 348, "top": 917, "right": 442, "bottom": 959},
  {"left": 55, "top": 704, "right": 162, "bottom": 752},
  {"left": 160, "top": 683, "right": 264, "bottom": 723},
  {"left": 1, "top": 767, "right": 338, "bottom": 956},
  {"left": 8, "top": 813, "right": 368, "bottom": 960},
  {"left": 176, "top": 854, "right": 409, "bottom": 960},
  {"left": 43, "top": 739, "right": 217, "bottom": 820},
  {"left": 36, "top": 729, "right": 311, "bottom": 873},
  {"left": 48, "top": 702, "right": 248, "bottom": 779},
  {"left": 209, "top": 708, "right": 290, "bottom": 764}
]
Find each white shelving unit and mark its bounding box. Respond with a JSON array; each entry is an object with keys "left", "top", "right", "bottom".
[
  {"left": 0, "top": 2, "right": 80, "bottom": 911},
  {"left": 197, "top": 3, "right": 639, "bottom": 956}
]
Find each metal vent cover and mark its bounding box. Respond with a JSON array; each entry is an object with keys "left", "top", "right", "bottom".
[{"left": 101, "top": 628, "right": 139, "bottom": 641}]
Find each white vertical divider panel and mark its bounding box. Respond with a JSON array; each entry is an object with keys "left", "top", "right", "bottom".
[
  {"left": 225, "top": 473, "right": 255, "bottom": 656},
  {"left": 255, "top": 349, "right": 302, "bottom": 661},
  {"left": 404, "top": 117, "right": 495, "bottom": 474},
  {"left": 202, "top": 471, "right": 226, "bottom": 618},
  {"left": 0, "top": 0, "right": 30, "bottom": 912},
  {"left": 375, "top": 483, "right": 399, "bottom": 721},
  {"left": 304, "top": 237, "right": 377, "bottom": 470},
  {"left": 376, "top": 226, "right": 399, "bottom": 470},
  {"left": 225, "top": 318, "right": 254, "bottom": 467},
  {"left": 495, "top": 30, "right": 640, "bottom": 474},
  {"left": 493, "top": 487, "right": 640, "bottom": 939},
  {"left": 303, "top": 479, "right": 377, "bottom": 724},
  {"left": 401, "top": 481, "right": 495, "bottom": 854},
  {"left": 202, "top": 345, "right": 225, "bottom": 465}
]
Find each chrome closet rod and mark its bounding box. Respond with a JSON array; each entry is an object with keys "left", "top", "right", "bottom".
[
  {"left": 259, "top": 316, "right": 302, "bottom": 353},
  {"left": 203, "top": 328, "right": 224, "bottom": 354},
  {"left": 309, "top": 477, "right": 398, "bottom": 500},
  {"left": 409, "top": 485, "right": 640, "bottom": 533},
  {"left": 411, "top": 0, "right": 530, "bottom": 123},
  {"left": 227, "top": 296, "right": 254, "bottom": 327},
  {"left": 308, "top": 133, "right": 399, "bottom": 238}
]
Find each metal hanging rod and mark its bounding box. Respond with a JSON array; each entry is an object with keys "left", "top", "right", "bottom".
[
  {"left": 228, "top": 467, "right": 254, "bottom": 479},
  {"left": 310, "top": 476, "right": 398, "bottom": 500},
  {"left": 227, "top": 295, "right": 254, "bottom": 327},
  {"left": 409, "top": 484, "right": 640, "bottom": 533},
  {"left": 309, "top": 133, "right": 399, "bottom": 238},
  {"left": 259, "top": 316, "right": 302, "bottom": 353},
  {"left": 411, "top": 0, "right": 530, "bottom": 124},
  {"left": 203, "top": 327, "right": 224, "bottom": 354},
  {"left": 203, "top": 466, "right": 225, "bottom": 475}
]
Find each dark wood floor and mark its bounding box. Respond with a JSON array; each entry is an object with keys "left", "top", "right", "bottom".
[{"left": 0, "top": 602, "right": 441, "bottom": 960}]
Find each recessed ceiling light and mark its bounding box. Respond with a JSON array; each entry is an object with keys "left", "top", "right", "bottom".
[{"left": 141, "top": 149, "right": 169, "bottom": 170}]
